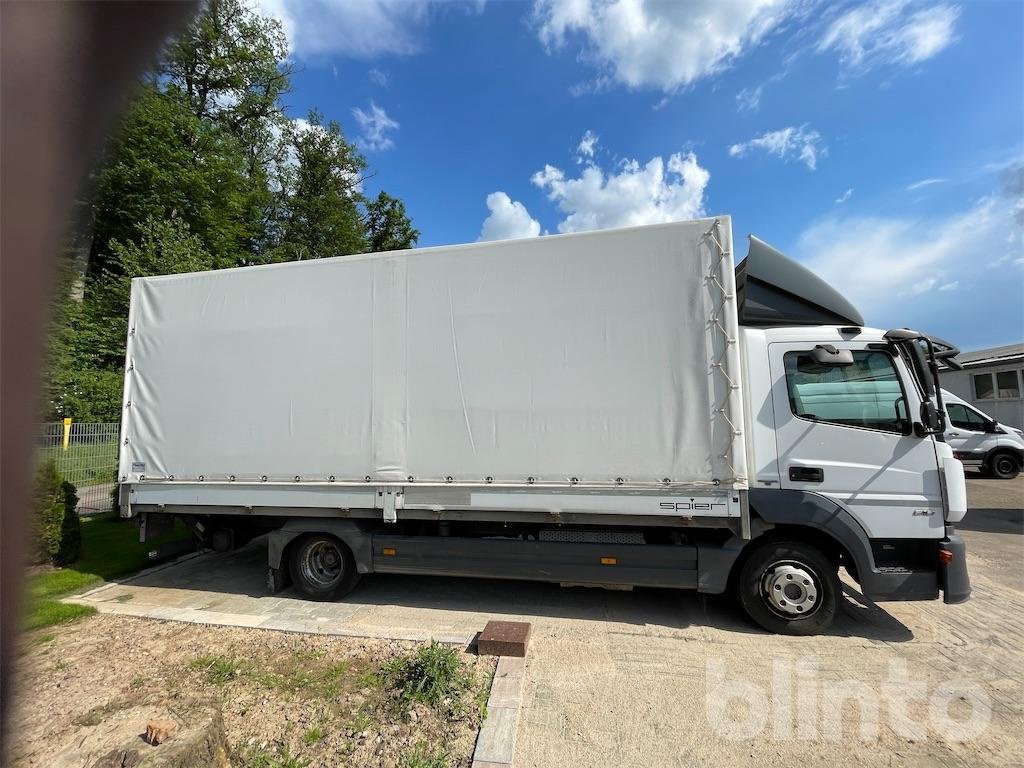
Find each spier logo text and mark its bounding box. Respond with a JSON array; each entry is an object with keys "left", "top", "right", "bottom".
[{"left": 660, "top": 501, "right": 727, "bottom": 511}]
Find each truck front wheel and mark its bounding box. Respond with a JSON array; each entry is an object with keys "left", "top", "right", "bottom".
[
  {"left": 288, "top": 534, "right": 360, "bottom": 601},
  {"left": 736, "top": 540, "right": 840, "bottom": 635}
]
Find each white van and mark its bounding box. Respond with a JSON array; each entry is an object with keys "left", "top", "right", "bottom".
[{"left": 943, "top": 389, "right": 1024, "bottom": 479}]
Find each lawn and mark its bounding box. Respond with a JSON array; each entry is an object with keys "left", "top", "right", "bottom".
[{"left": 22, "top": 512, "right": 191, "bottom": 631}]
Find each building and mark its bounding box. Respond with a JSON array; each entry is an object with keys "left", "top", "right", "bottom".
[{"left": 941, "top": 343, "right": 1024, "bottom": 430}]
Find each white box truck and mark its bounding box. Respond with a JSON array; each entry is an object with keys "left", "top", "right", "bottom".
[{"left": 117, "top": 217, "right": 971, "bottom": 635}]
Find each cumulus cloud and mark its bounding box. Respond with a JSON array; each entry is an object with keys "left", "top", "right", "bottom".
[
  {"left": 531, "top": 152, "right": 710, "bottom": 233},
  {"left": 533, "top": 0, "right": 798, "bottom": 92},
  {"left": 351, "top": 102, "right": 399, "bottom": 151},
  {"left": 576, "top": 130, "right": 599, "bottom": 162},
  {"left": 817, "top": 1, "right": 959, "bottom": 73},
  {"left": 257, "top": 0, "right": 481, "bottom": 59},
  {"left": 729, "top": 125, "right": 825, "bottom": 170},
  {"left": 479, "top": 192, "right": 542, "bottom": 241}
]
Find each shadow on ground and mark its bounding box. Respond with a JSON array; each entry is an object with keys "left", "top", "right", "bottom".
[{"left": 109, "top": 536, "right": 914, "bottom": 643}]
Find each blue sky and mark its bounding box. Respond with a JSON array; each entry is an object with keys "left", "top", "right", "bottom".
[{"left": 259, "top": 0, "right": 1023, "bottom": 351}]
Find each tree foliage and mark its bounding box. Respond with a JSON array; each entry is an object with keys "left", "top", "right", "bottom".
[{"left": 45, "top": 0, "right": 418, "bottom": 422}]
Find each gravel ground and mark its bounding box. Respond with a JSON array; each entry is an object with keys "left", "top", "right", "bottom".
[{"left": 10, "top": 617, "right": 495, "bottom": 768}]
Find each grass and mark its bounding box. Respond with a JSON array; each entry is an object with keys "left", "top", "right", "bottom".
[
  {"left": 401, "top": 742, "right": 450, "bottom": 768},
  {"left": 21, "top": 511, "right": 191, "bottom": 631},
  {"left": 190, "top": 652, "right": 373, "bottom": 701},
  {"left": 380, "top": 641, "right": 474, "bottom": 715},
  {"left": 301, "top": 726, "right": 325, "bottom": 745},
  {"left": 238, "top": 745, "right": 309, "bottom": 768}
]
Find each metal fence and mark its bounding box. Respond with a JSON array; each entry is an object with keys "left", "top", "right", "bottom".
[{"left": 37, "top": 421, "right": 120, "bottom": 514}]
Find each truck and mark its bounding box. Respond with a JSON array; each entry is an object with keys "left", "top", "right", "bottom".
[{"left": 117, "top": 216, "right": 971, "bottom": 635}]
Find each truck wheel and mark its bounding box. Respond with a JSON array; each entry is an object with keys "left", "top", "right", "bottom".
[
  {"left": 736, "top": 540, "right": 840, "bottom": 636},
  {"left": 987, "top": 451, "right": 1020, "bottom": 480},
  {"left": 288, "top": 534, "right": 360, "bottom": 601}
]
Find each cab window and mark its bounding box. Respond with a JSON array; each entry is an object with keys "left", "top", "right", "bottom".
[
  {"left": 784, "top": 350, "right": 909, "bottom": 434},
  {"left": 946, "top": 403, "right": 988, "bottom": 432}
]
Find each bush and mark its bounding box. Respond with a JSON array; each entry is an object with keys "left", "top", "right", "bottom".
[
  {"left": 57, "top": 481, "right": 82, "bottom": 565},
  {"left": 32, "top": 459, "right": 65, "bottom": 563},
  {"left": 31, "top": 459, "right": 81, "bottom": 565},
  {"left": 381, "top": 641, "right": 474, "bottom": 714}
]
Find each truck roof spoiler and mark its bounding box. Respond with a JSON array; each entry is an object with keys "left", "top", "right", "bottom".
[{"left": 735, "top": 235, "right": 864, "bottom": 327}]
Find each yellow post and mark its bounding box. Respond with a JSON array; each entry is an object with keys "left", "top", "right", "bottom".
[{"left": 62, "top": 417, "right": 72, "bottom": 451}]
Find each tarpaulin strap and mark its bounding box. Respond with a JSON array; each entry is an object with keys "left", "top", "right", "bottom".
[{"left": 701, "top": 219, "right": 743, "bottom": 482}]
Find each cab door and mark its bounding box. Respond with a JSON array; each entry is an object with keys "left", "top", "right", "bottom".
[{"left": 769, "top": 343, "right": 944, "bottom": 539}]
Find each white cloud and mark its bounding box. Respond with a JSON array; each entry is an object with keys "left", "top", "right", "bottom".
[
  {"left": 906, "top": 177, "right": 947, "bottom": 191},
  {"left": 479, "top": 192, "right": 541, "bottom": 241},
  {"left": 531, "top": 152, "right": 710, "bottom": 233},
  {"left": 257, "top": 0, "right": 480, "bottom": 59},
  {"left": 835, "top": 188, "right": 854, "bottom": 204},
  {"left": 576, "top": 130, "right": 599, "bottom": 162},
  {"left": 736, "top": 85, "right": 763, "bottom": 112},
  {"left": 368, "top": 68, "right": 389, "bottom": 87},
  {"left": 795, "top": 195, "right": 1019, "bottom": 320},
  {"left": 351, "top": 102, "right": 399, "bottom": 151},
  {"left": 729, "top": 125, "right": 825, "bottom": 170},
  {"left": 817, "top": 1, "right": 959, "bottom": 74},
  {"left": 533, "top": 0, "right": 799, "bottom": 92}
]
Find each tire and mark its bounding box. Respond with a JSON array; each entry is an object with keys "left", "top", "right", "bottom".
[
  {"left": 987, "top": 451, "right": 1020, "bottom": 480},
  {"left": 288, "top": 534, "right": 360, "bottom": 601},
  {"left": 736, "top": 539, "right": 840, "bottom": 636}
]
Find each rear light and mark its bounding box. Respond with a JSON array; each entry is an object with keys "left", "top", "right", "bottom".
[
  {"left": 952, "top": 451, "right": 968, "bottom": 459},
  {"left": 939, "top": 549, "right": 954, "bottom": 566}
]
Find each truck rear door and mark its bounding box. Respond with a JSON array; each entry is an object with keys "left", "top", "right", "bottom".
[{"left": 768, "top": 342, "right": 944, "bottom": 539}]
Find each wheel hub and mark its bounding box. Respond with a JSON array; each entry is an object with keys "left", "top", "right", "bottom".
[
  {"left": 300, "top": 540, "right": 344, "bottom": 588},
  {"left": 762, "top": 562, "right": 819, "bottom": 617}
]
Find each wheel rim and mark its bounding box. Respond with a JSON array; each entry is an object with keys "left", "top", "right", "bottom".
[
  {"left": 300, "top": 540, "right": 344, "bottom": 588},
  {"left": 995, "top": 456, "right": 1015, "bottom": 476},
  {"left": 760, "top": 560, "right": 821, "bottom": 618}
]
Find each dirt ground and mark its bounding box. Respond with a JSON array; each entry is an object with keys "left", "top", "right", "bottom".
[{"left": 10, "top": 617, "right": 495, "bottom": 768}]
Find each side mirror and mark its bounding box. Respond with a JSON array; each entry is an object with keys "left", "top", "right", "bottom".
[
  {"left": 920, "top": 401, "right": 943, "bottom": 433},
  {"left": 812, "top": 344, "right": 854, "bottom": 367},
  {"left": 986, "top": 420, "right": 1000, "bottom": 434}
]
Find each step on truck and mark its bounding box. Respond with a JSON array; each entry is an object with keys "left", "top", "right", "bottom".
[{"left": 118, "top": 217, "right": 971, "bottom": 635}]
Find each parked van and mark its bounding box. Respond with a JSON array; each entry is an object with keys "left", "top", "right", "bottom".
[{"left": 943, "top": 389, "right": 1024, "bottom": 479}]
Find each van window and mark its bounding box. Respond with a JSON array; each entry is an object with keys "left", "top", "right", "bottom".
[
  {"left": 946, "top": 403, "right": 988, "bottom": 432},
  {"left": 784, "top": 351, "right": 908, "bottom": 434}
]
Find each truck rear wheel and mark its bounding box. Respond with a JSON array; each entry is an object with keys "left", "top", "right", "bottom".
[
  {"left": 736, "top": 540, "right": 840, "bottom": 635},
  {"left": 288, "top": 534, "right": 360, "bottom": 601},
  {"left": 987, "top": 451, "right": 1020, "bottom": 480}
]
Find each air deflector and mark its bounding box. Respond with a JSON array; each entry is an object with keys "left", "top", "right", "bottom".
[{"left": 735, "top": 235, "right": 864, "bottom": 326}]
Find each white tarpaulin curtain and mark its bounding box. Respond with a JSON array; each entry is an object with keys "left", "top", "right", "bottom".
[{"left": 121, "top": 218, "right": 747, "bottom": 488}]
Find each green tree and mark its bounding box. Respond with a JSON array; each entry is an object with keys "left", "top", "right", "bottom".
[
  {"left": 364, "top": 191, "right": 420, "bottom": 252},
  {"left": 277, "top": 111, "right": 367, "bottom": 261},
  {"left": 88, "top": 86, "right": 253, "bottom": 276}
]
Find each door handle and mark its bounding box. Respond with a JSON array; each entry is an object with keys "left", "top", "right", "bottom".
[{"left": 789, "top": 466, "right": 824, "bottom": 482}]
